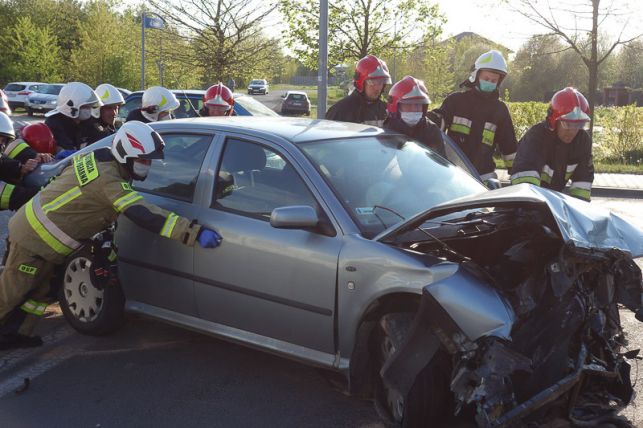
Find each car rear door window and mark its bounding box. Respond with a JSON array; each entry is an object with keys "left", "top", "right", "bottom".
[
  {"left": 212, "top": 138, "right": 318, "bottom": 219},
  {"left": 4, "top": 84, "right": 26, "bottom": 92},
  {"left": 133, "top": 133, "right": 213, "bottom": 202}
]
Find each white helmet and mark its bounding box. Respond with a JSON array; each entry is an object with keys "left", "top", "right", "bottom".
[
  {"left": 111, "top": 120, "right": 165, "bottom": 164},
  {"left": 45, "top": 82, "right": 103, "bottom": 119},
  {"left": 140, "top": 86, "right": 179, "bottom": 122},
  {"left": 0, "top": 90, "right": 11, "bottom": 116},
  {"left": 0, "top": 111, "right": 15, "bottom": 141},
  {"left": 467, "top": 50, "right": 508, "bottom": 84},
  {"left": 92, "top": 83, "right": 125, "bottom": 118}
]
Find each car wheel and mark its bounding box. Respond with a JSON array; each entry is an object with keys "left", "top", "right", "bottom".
[
  {"left": 376, "top": 312, "right": 452, "bottom": 427},
  {"left": 58, "top": 246, "right": 125, "bottom": 336}
]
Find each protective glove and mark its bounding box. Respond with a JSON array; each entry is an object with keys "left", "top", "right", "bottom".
[
  {"left": 55, "top": 149, "right": 77, "bottom": 160},
  {"left": 197, "top": 227, "right": 223, "bottom": 248}
]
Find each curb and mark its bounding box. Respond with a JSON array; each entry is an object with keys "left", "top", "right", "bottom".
[{"left": 499, "top": 181, "right": 643, "bottom": 200}]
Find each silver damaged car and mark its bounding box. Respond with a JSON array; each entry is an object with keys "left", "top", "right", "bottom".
[{"left": 25, "top": 117, "right": 643, "bottom": 427}]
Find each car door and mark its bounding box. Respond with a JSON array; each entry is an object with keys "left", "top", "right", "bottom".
[
  {"left": 193, "top": 136, "right": 341, "bottom": 354},
  {"left": 116, "top": 131, "right": 215, "bottom": 316}
]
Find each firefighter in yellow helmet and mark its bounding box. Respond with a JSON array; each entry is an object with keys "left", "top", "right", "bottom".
[{"left": 0, "top": 121, "right": 222, "bottom": 350}]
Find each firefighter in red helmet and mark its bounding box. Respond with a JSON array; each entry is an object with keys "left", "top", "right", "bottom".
[
  {"left": 326, "top": 54, "right": 391, "bottom": 126},
  {"left": 511, "top": 87, "right": 594, "bottom": 201},
  {"left": 200, "top": 83, "right": 235, "bottom": 117},
  {"left": 384, "top": 76, "right": 445, "bottom": 156}
]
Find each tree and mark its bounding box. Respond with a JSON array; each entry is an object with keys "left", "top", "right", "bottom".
[
  {"left": 615, "top": 39, "right": 643, "bottom": 88},
  {"left": 511, "top": 0, "right": 642, "bottom": 129},
  {"left": 279, "top": 0, "right": 444, "bottom": 70},
  {"left": 149, "top": 0, "right": 278, "bottom": 86},
  {"left": 2, "top": 16, "right": 62, "bottom": 82}
]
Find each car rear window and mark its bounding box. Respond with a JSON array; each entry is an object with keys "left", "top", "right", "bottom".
[
  {"left": 288, "top": 94, "right": 306, "bottom": 101},
  {"left": 4, "top": 84, "right": 26, "bottom": 91}
]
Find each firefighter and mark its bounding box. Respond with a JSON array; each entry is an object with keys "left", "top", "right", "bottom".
[
  {"left": 384, "top": 76, "right": 445, "bottom": 156},
  {"left": 44, "top": 82, "right": 103, "bottom": 152},
  {"left": 325, "top": 54, "right": 392, "bottom": 126},
  {"left": 0, "top": 121, "right": 223, "bottom": 350},
  {"left": 431, "top": 50, "right": 517, "bottom": 185},
  {"left": 510, "top": 87, "right": 594, "bottom": 201},
  {"left": 126, "top": 86, "right": 179, "bottom": 123},
  {"left": 0, "top": 112, "right": 39, "bottom": 211},
  {"left": 199, "top": 83, "right": 235, "bottom": 117},
  {"left": 82, "top": 83, "right": 125, "bottom": 144},
  {"left": 4, "top": 122, "right": 55, "bottom": 164}
]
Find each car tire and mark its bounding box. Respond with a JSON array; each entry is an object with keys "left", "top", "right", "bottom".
[
  {"left": 375, "top": 312, "right": 452, "bottom": 427},
  {"left": 58, "top": 246, "right": 125, "bottom": 336}
]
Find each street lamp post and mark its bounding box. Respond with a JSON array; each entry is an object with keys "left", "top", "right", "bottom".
[{"left": 317, "top": 0, "right": 328, "bottom": 119}]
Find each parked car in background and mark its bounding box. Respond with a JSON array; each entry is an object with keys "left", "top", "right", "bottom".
[
  {"left": 117, "top": 90, "right": 278, "bottom": 123},
  {"left": 116, "top": 87, "right": 132, "bottom": 99},
  {"left": 3, "top": 82, "right": 45, "bottom": 110},
  {"left": 280, "top": 91, "right": 311, "bottom": 116},
  {"left": 247, "top": 79, "right": 269, "bottom": 95},
  {"left": 25, "top": 83, "right": 64, "bottom": 115},
  {"left": 23, "top": 116, "right": 643, "bottom": 427}
]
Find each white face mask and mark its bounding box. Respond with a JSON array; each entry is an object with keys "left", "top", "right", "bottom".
[
  {"left": 78, "top": 107, "right": 92, "bottom": 121},
  {"left": 400, "top": 112, "right": 423, "bottom": 126},
  {"left": 132, "top": 162, "right": 151, "bottom": 179}
]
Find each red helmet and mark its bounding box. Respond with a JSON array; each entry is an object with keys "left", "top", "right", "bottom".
[
  {"left": 22, "top": 123, "right": 56, "bottom": 154},
  {"left": 0, "top": 90, "right": 11, "bottom": 115},
  {"left": 546, "top": 87, "right": 590, "bottom": 130},
  {"left": 387, "top": 76, "right": 431, "bottom": 115},
  {"left": 203, "top": 83, "right": 234, "bottom": 116},
  {"left": 354, "top": 55, "right": 392, "bottom": 93}
]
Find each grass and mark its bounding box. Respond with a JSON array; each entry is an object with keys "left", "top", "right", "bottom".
[{"left": 494, "top": 158, "right": 643, "bottom": 175}]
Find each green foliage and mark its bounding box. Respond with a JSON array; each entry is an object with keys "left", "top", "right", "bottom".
[
  {"left": 2, "top": 16, "right": 62, "bottom": 82},
  {"left": 507, "top": 102, "right": 549, "bottom": 139}
]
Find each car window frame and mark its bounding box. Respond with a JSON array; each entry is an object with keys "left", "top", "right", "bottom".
[
  {"left": 132, "top": 131, "right": 217, "bottom": 203},
  {"left": 204, "top": 132, "right": 338, "bottom": 236}
]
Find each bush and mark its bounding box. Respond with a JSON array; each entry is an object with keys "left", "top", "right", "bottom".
[{"left": 507, "top": 102, "right": 643, "bottom": 167}]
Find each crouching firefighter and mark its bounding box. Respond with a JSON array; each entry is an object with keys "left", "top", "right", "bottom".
[{"left": 0, "top": 121, "right": 223, "bottom": 350}]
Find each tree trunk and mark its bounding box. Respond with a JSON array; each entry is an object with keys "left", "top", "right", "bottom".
[{"left": 587, "top": 0, "right": 600, "bottom": 135}]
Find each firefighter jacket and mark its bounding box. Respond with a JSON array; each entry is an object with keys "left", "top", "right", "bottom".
[
  {"left": 435, "top": 88, "right": 517, "bottom": 179},
  {"left": 45, "top": 113, "right": 87, "bottom": 150},
  {"left": 126, "top": 109, "right": 151, "bottom": 124},
  {"left": 0, "top": 152, "right": 37, "bottom": 210},
  {"left": 3, "top": 138, "right": 38, "bottom": 164},
  {"left": 510, "top": 121, "right": 594, "bottom": 201},
  {"left": 383, "top": 116, "right": 446, "bottom": 157},
  {"left": 80, "top": 117, "right": 116, "bottom": 145},
  {"left": 8, "top": 148, "right": 202, "bottom": 264},
  {"left": 325, "top": 90, "right": 387, "bottom": 127}
]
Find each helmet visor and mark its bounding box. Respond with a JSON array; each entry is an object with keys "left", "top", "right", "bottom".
[{"left": 558, "top": 120, "right": 589, "bottom": 130}]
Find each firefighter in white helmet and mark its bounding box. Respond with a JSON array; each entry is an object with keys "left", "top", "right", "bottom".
[
  {"left": 81, "top": 83, "right": 126, "bottom": 145},
  {"left": 430, "top": 50, "right": 517, "bottom": 187},
  {"left": 126, "top": 86, "right": 179, "bottom": 123},
  {"left": 44, "top": 82, "right": 103, "bottom": 152},
  {"left": 0, "top": 121, "right": 222, "bottom": 350}
]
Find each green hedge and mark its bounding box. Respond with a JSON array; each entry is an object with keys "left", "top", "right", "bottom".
[{"left": 508, "top": 102, "right": 643, "bottom": 167}]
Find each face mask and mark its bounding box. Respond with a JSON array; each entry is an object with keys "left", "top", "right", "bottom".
[
  {"left": 400, "top": 112, "right": 423, "bottom": 126},
  {"left": 132, "top": 162, "right": 151, "bottom": 179},
  {"left": 78, "top": 107, "right": 92, "bottom": 121},
  {"left": 478, "top": 80, "right": 497, "bottom": 93}
]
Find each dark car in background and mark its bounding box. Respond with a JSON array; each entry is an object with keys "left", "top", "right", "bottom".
[
  {"left": 25, "top": 83, "right": 64, "bottom": 115},
  {"left": 280, "top": 91, "right": 311, "bottom": 116},
  {"left": 247, "top": 79, "right": 269, "bottom": 95},
  {"left": 117, "top": 90, "right": 278, "bottom": 123}
]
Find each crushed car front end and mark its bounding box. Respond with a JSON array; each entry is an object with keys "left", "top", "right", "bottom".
[{"left": 380, "top": 184, "right": 643, "bottom": 426}]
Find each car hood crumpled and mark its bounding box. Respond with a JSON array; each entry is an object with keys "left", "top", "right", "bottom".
[{"left": 375, "top": 183, "right": 643, "bottom": 258}]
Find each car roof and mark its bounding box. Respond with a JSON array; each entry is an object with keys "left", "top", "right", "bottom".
[
  {"left": 286, "top": 91, "right": 308, "bottom": 96},
  {"left": 152, "top": 116, "right": 391, "bottom": 144},
  {"left": 6, "top": 81, "right": 45, "bottom": 85}
]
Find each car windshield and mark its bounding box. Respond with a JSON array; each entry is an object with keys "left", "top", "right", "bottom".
[
  {"left": 251, "top": 80, "right": 264, "bottom": 85},
  {"left": 41, "top": 85, "right": 63, "bottom": 95},
  {"left": 235, "top": 96, "right": 278, "bottom": 116},
  {"left": 300, "top": 136, "right": 486, "bottom": 238}
]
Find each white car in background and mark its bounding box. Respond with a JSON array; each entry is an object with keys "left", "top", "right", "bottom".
[
  {"left": 3, "top": 81, "right": 45, "bottom": 110},
  {"left": 25, "top": 83, "right": 64, "bottom": 115}
]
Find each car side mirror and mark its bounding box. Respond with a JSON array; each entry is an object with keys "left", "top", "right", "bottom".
[
  {"left": 270, "top": 205, "right": 319, "bottom": 229},
  {"left": 484, "top": 178, "right": 502, "bottom": 190},
  {"left": 281, "top": 94, "right": 286, "bottom": 98}
]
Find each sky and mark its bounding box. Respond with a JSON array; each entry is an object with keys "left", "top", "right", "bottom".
[{"left": 434, "top": 0, "right": 643, "bottom": 52}]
